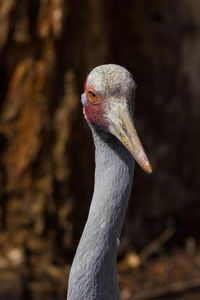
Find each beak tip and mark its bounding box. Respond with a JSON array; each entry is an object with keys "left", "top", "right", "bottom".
[
  {"left": 138, "top": 153, "right": 152, "bottom": 174},
  {"left": 144, "top": 163, "right": 153, "bottom": 174}
]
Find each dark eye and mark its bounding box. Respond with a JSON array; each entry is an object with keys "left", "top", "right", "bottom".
[{"left": 88, "top": 91, "right": 97, "bottom": 101}]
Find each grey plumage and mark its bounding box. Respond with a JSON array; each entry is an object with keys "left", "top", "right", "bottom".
[{"left": 67, "top": 64, "right": 152, "bottom": 300}]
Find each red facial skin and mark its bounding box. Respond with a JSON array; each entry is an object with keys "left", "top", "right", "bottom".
[{"left": 84, "top": 79, "right": 109, "bottom": 131}]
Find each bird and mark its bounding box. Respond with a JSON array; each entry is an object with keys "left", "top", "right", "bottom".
[{"left": 67, "top": 64, "right": 152, "bottom": 300}]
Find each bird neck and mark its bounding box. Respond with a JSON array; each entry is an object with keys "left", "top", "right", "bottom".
[
  {"left": 90, "top": 128, "right": 134, "bottom": 242},
  {"left": 67, "top": 128, "right": 134, "bottom": 300}
]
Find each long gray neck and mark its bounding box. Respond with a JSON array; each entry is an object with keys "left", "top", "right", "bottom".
[{"left": 67, "top": 129, "right": 134, "bottom": 300}]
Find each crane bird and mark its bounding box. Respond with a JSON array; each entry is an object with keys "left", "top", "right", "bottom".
[{"left": 67, "top": 64, "right": 152, "bottom": 300}]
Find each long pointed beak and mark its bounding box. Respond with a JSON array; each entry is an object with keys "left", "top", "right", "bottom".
[{"left": 107, "top": 104, "right": 152, "bottom": 174}]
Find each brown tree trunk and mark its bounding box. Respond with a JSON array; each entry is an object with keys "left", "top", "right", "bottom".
[{"left": 0, "top": 1, "right": 109, "bottom": 298}]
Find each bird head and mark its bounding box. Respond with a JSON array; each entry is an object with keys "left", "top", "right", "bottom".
[{"left": 81, "top": 64, "right": 152, "bottom": 174}]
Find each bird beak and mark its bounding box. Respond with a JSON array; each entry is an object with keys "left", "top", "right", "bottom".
[{"left": 107, "top": 104, "right": 152, "bottom": 174}]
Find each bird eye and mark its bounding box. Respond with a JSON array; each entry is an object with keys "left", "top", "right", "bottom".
[{"left": 88, "top": 90, "right": 97, "bottom": 101}]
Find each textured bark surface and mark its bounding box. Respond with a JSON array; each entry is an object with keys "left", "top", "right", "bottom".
[{"left": 0, "top": 0, "right": 200, "bottom": 298}]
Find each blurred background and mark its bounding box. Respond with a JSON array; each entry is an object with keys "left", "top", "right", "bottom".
[{"left": 0, "top": 0, "right": 200, "bottom": 299}]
